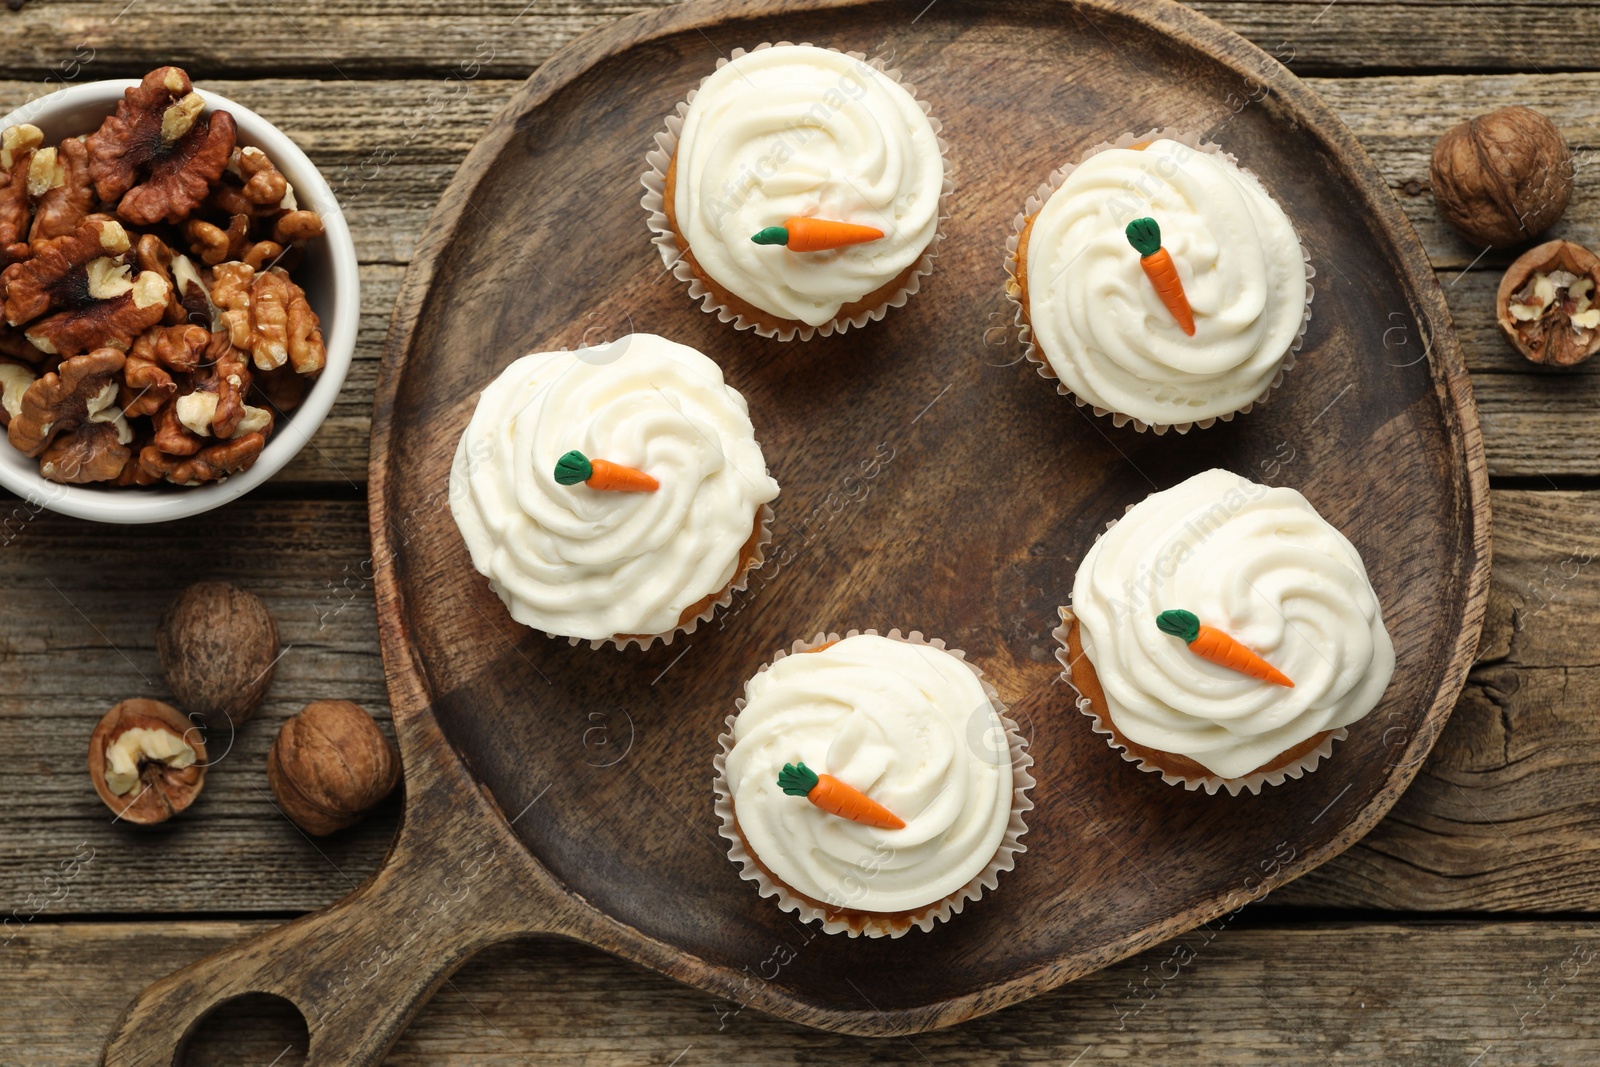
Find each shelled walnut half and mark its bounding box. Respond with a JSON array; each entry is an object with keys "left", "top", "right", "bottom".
[
  {"left": 1497, "top": 239, "right": 1600, "bottom": 367},
  {"left": 6, "top": 347, "right": 129, "bottom": 460},
  {"left": 88, "top": 699, "right": 207, "bottom": 825},
  {"left": 0, "top": 123, "right": 43, "bottom": 256},
  {"left": 212, "top": 261, "right": 326, "bottom": 375},
  {"left": 29, "top": 136, "right": 96, "bottom": 243},
  {"left": 0, "top": 361, "right": 35, "bottom": 426},
  {"left": 1, "top": 216, "right": 170, "bottom": 357},
  {"left": 85, "top": 65, "right": 237, "bottom": 226}
]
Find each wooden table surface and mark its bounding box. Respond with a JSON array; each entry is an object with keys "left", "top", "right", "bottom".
[{"left": 2, "top": 1, "right": 1597, "bottom": 1063}]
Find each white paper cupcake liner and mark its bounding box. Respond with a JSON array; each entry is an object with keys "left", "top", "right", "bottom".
[
  {"left": 1053, "top": 607, "right": 1345, "bottom": 797},
  {"left": 713, "top": 628, "right": 1035, "bottom": 937},
  {"left": 567, "top": 501, "right": 775, "bottom": 651},
  {"left": 1051, "top": 507, "right": 1344, "bottom": 796},
  {"left": 1002, "top": 127, "right": 1316, "bottom": 435},
  {"left": 641, "top": 42, "right": 955, "bottom": 342}
]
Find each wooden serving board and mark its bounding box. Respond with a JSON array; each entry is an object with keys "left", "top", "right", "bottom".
[{"left": 103, "top": 0, "right": 1489, "bottom": 1061}]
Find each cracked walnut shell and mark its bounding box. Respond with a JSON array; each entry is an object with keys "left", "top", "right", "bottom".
[
  {"left": 1497, "top": 239, "right": 1600, "bottom": 367},
  {"left": 268, "top": 700, "right": 400, "bottom": 836},
  {"left": 88, "top": 699, "right": 207, "bottom": 825}
]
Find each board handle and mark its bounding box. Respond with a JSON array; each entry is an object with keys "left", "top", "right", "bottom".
[
  {"left": 101, "top": 832, "right": 527, "bottom": 1064},
  {"left": 102, "top": 729, "right": 549, "bottom": 1065}
]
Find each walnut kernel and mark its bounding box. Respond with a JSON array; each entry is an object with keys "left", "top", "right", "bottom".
[
  {"left": 88, "top": 699, "right": 207, "bottom": 825},
  {"left": 0, "top": 65, "right": 330, "bottom": 489},
  {"left": 7, "top": 347, "right": 126, "bottom": 457},
  {"left": 1497, "top": 239, "right": 1600, "bottom": 367},
  {"left": 85, "top": 66, "right": 238, "bottom": 226}
]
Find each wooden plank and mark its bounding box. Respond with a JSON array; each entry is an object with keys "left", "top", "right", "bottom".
[
  {"left": 1280, "top": 490, "right": 1600, "bottom": 910},
  {"left": 0, "top": 490, "right": 1592, "bottom": 917},
  {"left": 267, "top": 269, "right": 1600, "bottom": 481},
  {"left": 0, "top": 499, "right": 399, "bottom": 916},
  {"left": 0, "top": 0, "right": 1596, "bottom": 78},
  {"left": 3, "top": 919, "right": 1594, "bottom": 1064},
  {"left": 2, "top": 74, "right": 1596, "bottom": 481},
  {"left": 1197, "top": 1, "right": 1600, "bottom": 76},
  {"left": 1310, "top": 74, "right": 1600, "bottom": 273},
  {"left": 4, "top": 71, "right": 1596, "bottom": 272}
]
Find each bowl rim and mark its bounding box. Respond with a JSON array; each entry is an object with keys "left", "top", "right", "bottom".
[{"left": 0, "top": 78, "right": 358, "bottom": 524}]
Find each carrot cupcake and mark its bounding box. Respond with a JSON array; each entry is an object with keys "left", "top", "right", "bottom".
[
  {"left": 1057, "top": 468, "right": 1394, "bottom": 795},
  {"left": 715, "top": 630, "right": 1033, "bottom": 937},
  {"left": 1008, "top": 133, "right": 1312, "bottom": 432},
  {"left": 448, "top": 333, "right": 779, "bottom": 648},
  {"left": 644, "top": 43, "right": 949, "bottom": 341}
]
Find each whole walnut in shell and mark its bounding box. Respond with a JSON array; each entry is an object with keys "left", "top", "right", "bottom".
[
  {"left": 1430, "top": 106, "right": 1572, "bottom": 249},
  {"left": 267, "top": 700, "right": 400, "bottom": 835},
  {"left": 157, "top": 581, "right": 280, "bottom": 730}
]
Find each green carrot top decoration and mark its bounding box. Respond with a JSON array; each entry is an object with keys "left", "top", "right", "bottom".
[
  {"left": 777, "top": 761, "right": 905, "bottom": 829},
  {"left": 1156, "top": 609, "right": 1294, "bottom": 687},
  {"left": 552, "top": 449, "right": 659, "bottom": 492},
  {"left": 1126, "top": 217, "right": 1196, "bottom": 336}
]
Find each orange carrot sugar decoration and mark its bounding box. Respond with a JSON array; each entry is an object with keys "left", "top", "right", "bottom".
[
  {"left": 1126, "top": 217, "right": 1196, "bottom": 336},
  {"left": 751, "top": 216, "right": 885, "bottom": 253},
  {"left": 553, "top": 450, "right": 659, "bottom": 492},
  {"left": 777, "top": 761, "right": 905, "bottom": 829},
  {"left": 1157, "top": 609, "right": 1294, "bottom": 688}
]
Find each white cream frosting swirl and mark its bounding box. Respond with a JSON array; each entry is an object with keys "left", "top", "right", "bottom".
[
  {"left": 725, "top": 634, "right": 1014, "bottom": 914},
  {"left": 672, "top": 44, "right": 944, "bottom": 326},
  {"left": 1070, "top": 469, "right": 1394, "bottom": 780},
  {"left": 449, "top": 334, "right": 779, "bottom": 641},
  {"left": 1025, "top": 139, "right": 1307, "bottom": 426}
]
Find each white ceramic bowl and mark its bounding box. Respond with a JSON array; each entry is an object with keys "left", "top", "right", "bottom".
[{"left": 0, "top": 80, "right": 358, "bottom": 523}]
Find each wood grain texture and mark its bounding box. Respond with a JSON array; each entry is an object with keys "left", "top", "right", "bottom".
[
  {"left": 0, "top": 0, "right": 1596, "bottom": 77},
  {"left": 0, "top": 490, "right": 1590, "bottom": 920},
  {"left": 7, "top": 919, "right": 1600, "bottom": 1065},
  {"left": 0, "top": 0, "right": 1584, "bottom": 1060},
  {"left": 0, "top": 38, "right": 1589, "bottom": 930},
  {"left": 2, "top": 69, "right": 1593, "bottom": 481},
  {"left": 1281, "top": 490, "right": 1600, "bottom": 911},
  {"left": 0, "top": 499, "right": 401, "bottom": 916},
  {"left": 249, "top": 0, "right": 1475, "bottom": 1053}
]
